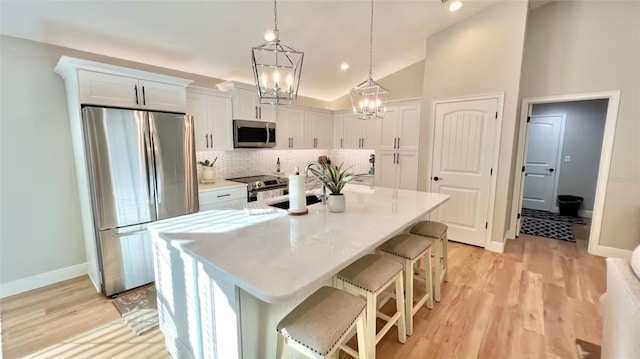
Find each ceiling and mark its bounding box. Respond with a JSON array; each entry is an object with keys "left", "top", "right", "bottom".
[{"left": 1, "top": 0, "right": 502, "bottom": 101}]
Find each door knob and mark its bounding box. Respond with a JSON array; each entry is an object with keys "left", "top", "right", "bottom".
[
  {"left": 433, "top": 176, "right": 441, "bottom": 181},
  {"left": 548, "top": 168, "right": 555, "bottom": 173}
]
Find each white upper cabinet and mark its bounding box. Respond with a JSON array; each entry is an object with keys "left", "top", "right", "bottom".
[
  {"left": 217, "top": 82, "right": 274, "bottom": 122},
  {"left": 342, "top": 111, "right": 381, "bottom": 149},
  {"left": 139, "top": 80, "right": 186, "bottom": 113},
  {"left": 304, "top": 111, "right": 332, "bottom": 149},
  {"left": 78, "top": 70, "right": 188, "bottom": 113},
  {"left": 186, "top": 88, "right": 233, "bottom": 151},
  {"left": 333, "top": 113, "right": 344, "bottom": 149},
  {"left": 397, "top": 103, "right": 421, "bottom": 151},
  {"left": 78, "top": 70, "right": 139, "bottom": 109},
  {"left": 377, "top": 101, "right": 421, "bottom": 151},
  {"left": 276, "top": 107, "right": 305, "bottom": 149}
]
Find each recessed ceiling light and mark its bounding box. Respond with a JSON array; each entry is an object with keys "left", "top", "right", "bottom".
[
  {"left": 449, "top": 1, "right": 463, "bottom": 12},
  {"left": 340, "top": 63, "right": 350, "bottom": 71},
  {"left": 264, "top": 31, "right": 276, "bottom": 42}
]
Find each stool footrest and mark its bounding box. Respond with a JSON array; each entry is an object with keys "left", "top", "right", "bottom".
[{"left": 376, "top": 311, "right": 403, "bottom": 344}]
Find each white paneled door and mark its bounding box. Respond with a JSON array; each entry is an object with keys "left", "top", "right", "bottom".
[
  {"left": 430, "top": 98, "right": 499, "bottom": 247},
  {"left": 522, "top": 115, "right": 564, "bottom": 211}
]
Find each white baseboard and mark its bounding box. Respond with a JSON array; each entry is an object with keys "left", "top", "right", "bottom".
[
  {"left": 589, "top": 244, "right": 633, "bottom": 261},
  {"left": 579, "top": 209, "right": 593, "bottom": 218},
  {"left": 485, "top": 238, "right": 505, "bottom": 253},
  {"left": 0, "top": 263, "right": 88, "bottom": 299}
]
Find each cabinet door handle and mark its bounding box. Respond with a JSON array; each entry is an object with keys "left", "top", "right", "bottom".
[
  {"left": 205, "top": 134, "right": 209, "bottom": 148},
  {"left": 217, "top": 194, "right": 231, "bottom": 198},
  {"left": 397, "top": 137, "right": 400, "bottom": 148},
  {"left": 142, "top": 86, "right": 146, "bottom": 106},
  {"left": 393, "top": 153, "right": 396, "bottom": 164},
  {"left": 362, "top": 138, "right": 365, "bottom": 148},
  {"left": 340, "top": 138, "right": 343, "bottom": 148},
  {"left": 134, "top": 85, "right": 139, "bottom": 105},
  {"left": 396, "top": 153, "right": 400, "bottom": 164},
  {"left": 210, "top": 134, "right": 213, "bottom": 148},
  {"left": 259, "top": 106, "right": 262, "bottom": 119},
  {"left": 393, "top": 138, "right": 397, "bottom": 149},
  {"left": 255, "top": 106, "right": 258, "bottom": 119}
]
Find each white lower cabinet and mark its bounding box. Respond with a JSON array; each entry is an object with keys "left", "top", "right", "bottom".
[
  {"left": 375, "top": 150, "right": 419, "bottom": 190},
  {"left": 198, "top": 187, "right": 247, "bottom": 211}
]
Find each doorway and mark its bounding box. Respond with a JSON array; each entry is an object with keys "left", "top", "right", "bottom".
[
  {"left": 428, "top": 94, "right": 503, "bottom": 248},
  {"left": 510, "top": 91, "right": 620, "bottom": 253}
]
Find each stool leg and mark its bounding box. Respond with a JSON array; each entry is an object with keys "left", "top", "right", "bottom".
[
  {"left": 356, "top": 314, "right": 368, "bottom": 359},
  {"left": 276, "top": 332, "right": 287, "bottom": 359},
  {"left": 425, "top": 248, "right": 434, "bottom": 309},
  {"left": 403, "top": 258, "right": 414, "bottom": 336},
  {"left": 433, "top": 237, "right": 442, "bottom": 302},
  {"left": 394, "top": 273, "right": 407, "bottom": 343},
  {"left": 442, "top": 234, "right": 449, "bottom": 282},
  {"left": 366, "top": 292, "right": 377, "bottom": 359}
]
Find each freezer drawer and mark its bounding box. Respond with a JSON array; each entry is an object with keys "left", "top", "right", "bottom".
[{"left": 100, "top": 224, "right": 155, "bottom": 296}]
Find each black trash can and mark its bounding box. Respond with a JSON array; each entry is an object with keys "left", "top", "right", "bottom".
[{"left": 557, "top": 195, "right": 583, "bottom": 217}]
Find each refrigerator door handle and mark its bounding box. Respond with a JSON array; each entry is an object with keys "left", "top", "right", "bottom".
[{"left": 144, "top": 114, "right": 157, "bottom": 209}]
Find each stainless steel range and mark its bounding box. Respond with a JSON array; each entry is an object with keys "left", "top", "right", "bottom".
[{"left": 227, "top": 175, "right": 289, "bottom": 202}]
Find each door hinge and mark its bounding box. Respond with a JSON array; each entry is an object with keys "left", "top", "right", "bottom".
[
  {"left": 527, "top": 116, "right": 531, "bottom": 123},
  {"left": 485, "top": 222, "right": 488, "bottom": 229},
  {"left": 517, "top": 213, "right": 521, "bottom": 219},
  {"left": 490, "top": 168, "right": 493, "bottom": 176},
  {"left": 495, "top": 112, "right": 498, "bottom": 119},
  {"left": 522, "top": 165, "right": 525, "bottom": 172}
]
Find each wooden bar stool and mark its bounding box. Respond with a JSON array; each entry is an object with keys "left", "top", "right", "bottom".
[
  {"left": 378, "top": 234, "right": 434, "bottom": 336},
  {"left": 336, "top": 254, "right": 407, "bottom": 359},
  {"left": 410, "top": 221, "right": 448, "bottom": 302},
  {"left": 276, "top": 286, "right": 368, "bottom": 359}
]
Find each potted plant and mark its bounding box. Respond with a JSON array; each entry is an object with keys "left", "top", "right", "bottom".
[{"left": 309, "top": 163, "right": 358, "bottom": 213}]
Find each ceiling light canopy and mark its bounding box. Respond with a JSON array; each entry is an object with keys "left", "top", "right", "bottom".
[
  {"left": 252, "top": 0, "right": 304, "bottom": 105},
  {"left": 349, "top": 0, "right": 390, "bottom": 120}
]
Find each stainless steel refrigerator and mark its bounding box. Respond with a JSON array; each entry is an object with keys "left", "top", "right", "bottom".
[{"left": 82, "top": 106, "right": 199, "bottom": 296}]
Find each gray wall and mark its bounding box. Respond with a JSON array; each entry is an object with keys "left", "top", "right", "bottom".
[
  {"left": 519, "top": 1, "right": 640, "bottom": 250},
  {"left": 531, "top": 100, "right": 608, "bottom": 212},
  {"left": 420, "top": 0, "right": 529, "bottom": 245}
]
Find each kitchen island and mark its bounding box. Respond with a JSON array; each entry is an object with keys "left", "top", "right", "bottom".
[{"left": 149, "top": 187, "right": 449, "bottom": 359}]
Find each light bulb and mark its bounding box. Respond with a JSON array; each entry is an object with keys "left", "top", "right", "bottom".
[
  {"left": 264, "top": 31, "right": 276, "bottom": 41},
  {"left": 340, "top": 63, "right": 350, "bottom": 71},
  {"left": 449, "top": 1, "right": 463, "bottom": 12},
  {"left": 260, "top": 71, "right": 268, "bottom": 88},
  {"left": 273, "top": 70, "right": 280, "bottom": 88}
]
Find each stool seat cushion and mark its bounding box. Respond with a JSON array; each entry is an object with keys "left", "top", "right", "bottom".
[
  {"left": 277, "top": 286, "right": 365, "bottom": 356},
  {"left": 410, "top": 221, "right": 448, "bottom": 239},
  {"left": 337, "top": 254, "right": 403, "bottom": 293},
  {"left": 380, "top": 234, "right": 432, "bottom": 260}
]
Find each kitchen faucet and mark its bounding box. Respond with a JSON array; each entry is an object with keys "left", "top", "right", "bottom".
[{"left": 304, "top": 161, "right": 327, "bottom": 205}]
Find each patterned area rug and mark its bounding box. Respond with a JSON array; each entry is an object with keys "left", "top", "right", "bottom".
[
  {"left": 522, "top": 208, "right": 586, "bottom": 224},
  {"left": 112, "top": 284, "right": 158, "bottom": 335},
  {"left": 521, "top": 216, "right": 576, "bottom": 242}
]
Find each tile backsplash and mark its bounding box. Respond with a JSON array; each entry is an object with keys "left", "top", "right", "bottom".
[{"left": 196, "top": 149, "right": 374, "bottom": 181}]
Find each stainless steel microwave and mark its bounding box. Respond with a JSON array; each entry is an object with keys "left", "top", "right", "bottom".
[{"left": 233, "top": 120, "right": 276, "bottom": 148}]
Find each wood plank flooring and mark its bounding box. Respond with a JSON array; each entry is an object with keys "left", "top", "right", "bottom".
[{"left": 1, "top": 223, "right": 604, "bottom": 359}]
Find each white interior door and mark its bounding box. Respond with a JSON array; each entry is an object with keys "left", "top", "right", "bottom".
[
  {"left": 522, "top": 115, "right": 564, "bottom": 211},
  {"left": 430, "top": 98, "right": 498, "bottom": 247}
]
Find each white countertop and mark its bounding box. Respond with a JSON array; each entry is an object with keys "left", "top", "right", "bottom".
[
  {"left": 149, "top": 187, "right": 449, "bottom": 303},
  {"left": 198, "top": 180, "right": 247, "bottom": 192}
]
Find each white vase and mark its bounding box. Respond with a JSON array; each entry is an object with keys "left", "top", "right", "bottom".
[{"left": 327, "top": 194, "right": 346, "bottom": 213}]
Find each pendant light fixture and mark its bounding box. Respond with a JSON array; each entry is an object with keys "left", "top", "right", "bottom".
[
  {"left": 252, "top": 0, "right": 304, "bottom": 105},
  {"left": 349, "top": 0, "right": 390, "bottom": 120}
]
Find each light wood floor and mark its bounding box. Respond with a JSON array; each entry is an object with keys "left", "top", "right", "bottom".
[{"left": 1, "top": 223, "right": 604, "bottom": 359}]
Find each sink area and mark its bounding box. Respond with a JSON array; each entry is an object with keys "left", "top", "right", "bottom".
[{"left": 269, "top": 195, "right": 323, "bottom": 210}]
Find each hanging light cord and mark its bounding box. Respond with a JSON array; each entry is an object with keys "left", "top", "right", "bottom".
[
  {"left": 368, "top": 0, "right": 374, "bottom": 78},
  {"left": 274, "top": 0, "right": 279, "bottom": 34}
]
